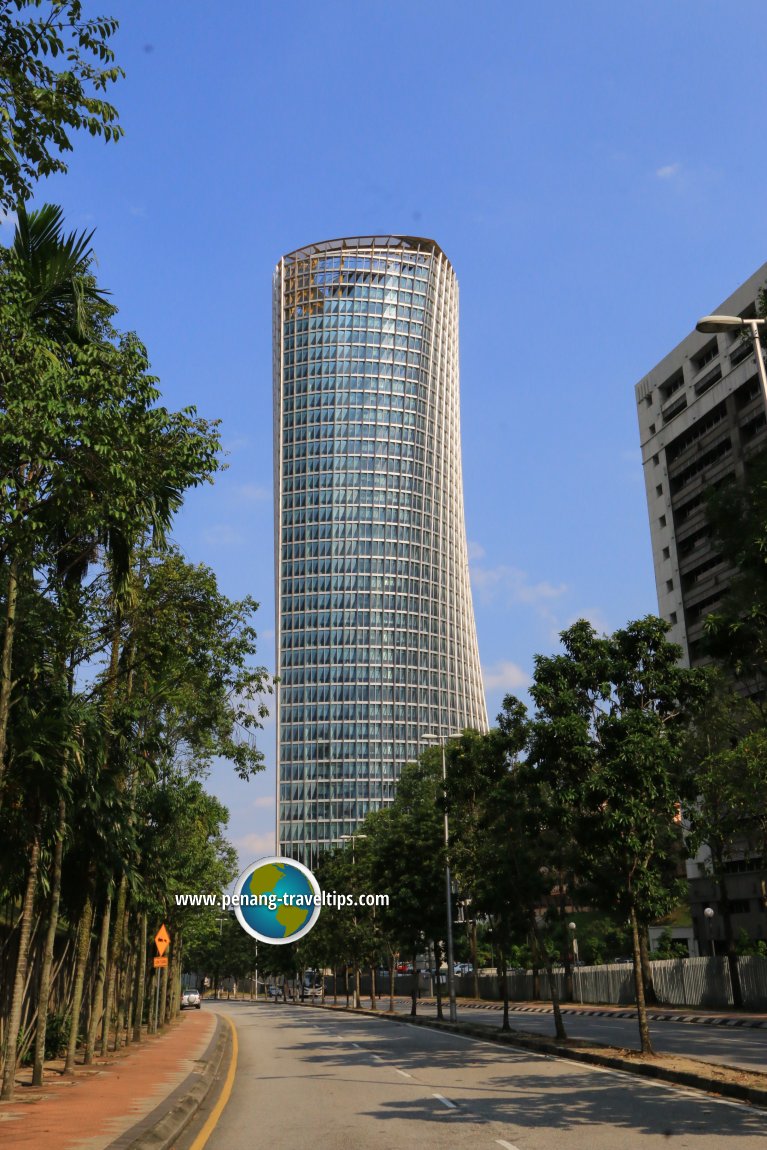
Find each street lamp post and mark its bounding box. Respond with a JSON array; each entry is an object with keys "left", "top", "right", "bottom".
[
  {"left": 422, "top": 731, "right": 460, "bottom": 1024},
  {"left": 703, "top": 906, "right": 715, "bottom": 958},
  {"left": 568, "top": 922, "right": 583, "bottom": 1004},
  {"left": 338, "top": 833, "right": 368, "bottom": 1009},
  {"left": 696, "top": 314, "right": 767, "bottom": 405}
]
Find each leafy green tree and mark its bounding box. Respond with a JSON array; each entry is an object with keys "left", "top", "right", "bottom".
[
  {"left": 0, "top": 1, "right": 122, "bottom": 212},
  {"left": 703, "top": 452, "right": 767, "bottom": 694},
  {"left": 683, "top": 682, "right": 767, "bottom": 1006},
  {"left": 529, "top": 616, "right": 710, "bottom": 1054},
  {"left": 366, "top": 760, "right": 446, "bottom": 1018},
  {"left": 653, "top": 928, "right": 688, "bottom": 959},
  {"left": 448, "top": 716, "right": 568, "bottom": 1036}
]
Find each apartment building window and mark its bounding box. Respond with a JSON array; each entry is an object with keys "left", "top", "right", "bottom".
[
  {"left": 691, "top": 340, "right": 718, "bottom": 373},
  {"left": 659, "top": 368, "right": 685, "bottom": 402}
]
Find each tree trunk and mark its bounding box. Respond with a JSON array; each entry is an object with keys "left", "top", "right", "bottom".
[
  {"left": 0, "top": 556, "right": 19, "bottom": 806},
  {"left": 389, "top": 960, "right": 395, "bottom": 1012},
  {"left": 101, "top": 877, "right": 128, "bottom": 1055},
  {"left": 120, "top": 932, "right": 135, "bottom": 1048},
  {"left": 168, "top": 942, "right": 182, "bottom": 1022},
  {"left": 1, "top": 833, "right": 41, "bottom": 1100},
  {"left": 85, "top": 893, "right": 112, "bottom": 1063},
  {"left": 369, "top": 966, "right": 377, "bottom": 1010},
  {"left": 531, "top": 917, "right": 567, "bottom": 1040},
  {"left": 113, "top": 900, "right": 132, "bottom": 1050},
  {"left": 32, "top": 793, "right": 66, "bottom": 1086},
  {"left": 64, "top": 888, "right": 95, "bottom": 1073},
  {"left": 639, "top": 927, "right": 658, "bottom": 1006},
  {"left": 629, "top": 902, "right": 654, "bottom": 1055},
  {"left": 132, "top": 913, "right": 147, "bottom": 1043},
  {"left": 717, "top": 869, "right": 744, "bottom": 1008},
  {"left": 147, "top": 967, "right": 158, "bottom": 1034},
  {"left": 410, "top": 949, "right": 418, "bottom": 1017}
]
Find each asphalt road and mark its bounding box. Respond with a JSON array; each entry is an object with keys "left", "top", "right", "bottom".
[
  {"left": 383, "top": 999, "right": 767, "bottom": 1074},
  {"left": 203, "top": 1001, "right": 767, "bottom": 1149}
]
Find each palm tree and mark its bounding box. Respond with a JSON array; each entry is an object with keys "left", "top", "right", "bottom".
[
  {"left": 11, "top": 202, "right": 110, "bottom": 339},
  {"left": 0, "top": 202, "right": 108, "bottom": 800},
  {"left": 0, "top": 204, "right": 108, "bottom": 1098}
]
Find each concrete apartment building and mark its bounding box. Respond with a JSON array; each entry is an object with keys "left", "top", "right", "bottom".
[{"left": 636, "top": 261, "right": 767, "bottom": 954}]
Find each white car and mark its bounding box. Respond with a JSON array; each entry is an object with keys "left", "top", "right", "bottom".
[{"left": 181, "top": 989, "right": 201, "bottom": 1009}]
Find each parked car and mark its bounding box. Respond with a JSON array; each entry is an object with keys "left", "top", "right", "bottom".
[
  {"left": 181, "top": 989, "right": 201, "bottom": 1010},
  {"left": 267, "top": 984, "right": 281, "bottom": 998},
  {"left": 454, "top": 963, "right": 473, "bottom": 975}
]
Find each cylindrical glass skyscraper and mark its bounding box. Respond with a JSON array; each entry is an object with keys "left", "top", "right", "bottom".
[{"left": 274, "top": 236, "right": 487, "bottom": 866}]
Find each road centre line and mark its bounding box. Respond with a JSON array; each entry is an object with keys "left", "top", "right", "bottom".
[
  {"left": 433, "top": 1093, "right": 458, "bottom": 1109},
  {"left": 495, "top": 1142, "right": 521, "bottom": 1150}
]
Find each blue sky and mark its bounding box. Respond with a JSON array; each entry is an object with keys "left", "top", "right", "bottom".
[{"left": 17, "top": 1, "right": 767, "bottom": 867}]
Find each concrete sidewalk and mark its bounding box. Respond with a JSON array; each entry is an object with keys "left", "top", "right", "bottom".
[{"left": 0, "top": 1009, "right": 224, "bottom": 1150}]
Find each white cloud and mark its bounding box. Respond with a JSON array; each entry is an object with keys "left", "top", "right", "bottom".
[
  {"left": 235, "top": 483, "right": 270, "bottom": 503},
  {"left": 223, "top": 435, "right": 251, "bottom": 453},
  {"left": 470, "top": 563, "right": 567, "bottom": 609},
  {"left": 201, "top": 523, "right": 245, "bottom": 547},
  {"left": 252, "top": 795, "right": 274, "bottom": 810},
  {"left": 560, "top": 608, "right": 611, "bottom": 637},
  {"left": 235, "top": 830, "right": 276, "bottom": 862},
  {"left": 467, "top": 540, "right": 486, "bottom": 561},
  {"left": 656, "top": 162, "right": 681, "bottom": 180},
  {"left": 482, "top": 660, "right": 530, "bottom": 693}
]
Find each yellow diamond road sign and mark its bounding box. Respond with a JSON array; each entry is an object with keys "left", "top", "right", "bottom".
[{"left": 155, "top": 924, "right": 170, "bottom": 956}]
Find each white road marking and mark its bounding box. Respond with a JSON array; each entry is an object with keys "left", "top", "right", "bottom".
[
  {"left": 395, "top": 1068, "right": 413, "bottom": 1078},
  {"left": 403, "top": 1024, "right": 761, "bottom": 1114},
  {"left": 495, "top": 1142, "right": 521, "bottom": 1150},
  {"left": 433, "top": 1093, "right": 458, "bottom": 1109}
]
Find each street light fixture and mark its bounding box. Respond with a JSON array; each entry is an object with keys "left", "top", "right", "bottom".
[
  {"left": 703, "top": 906, "right": 715, "bottom": 958},
  {"left": 422, "top": 730, "right": 462, "bottom": 1024},
  {"left": 696, "top": 314, "right": 767, "bottom": 405}
]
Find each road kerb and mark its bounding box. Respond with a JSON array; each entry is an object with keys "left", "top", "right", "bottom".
[{"left": 110, "top": 1012, "right": 235, "bottom": 1150}]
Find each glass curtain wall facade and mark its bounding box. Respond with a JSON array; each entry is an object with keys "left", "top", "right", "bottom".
[{"left": 274, "top": 236, "right": 487, "bottom": 866}]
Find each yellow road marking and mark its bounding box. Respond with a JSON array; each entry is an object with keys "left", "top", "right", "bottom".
[{"left": 188, "top": 1014, "right": 238, "bottom": 1150}]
